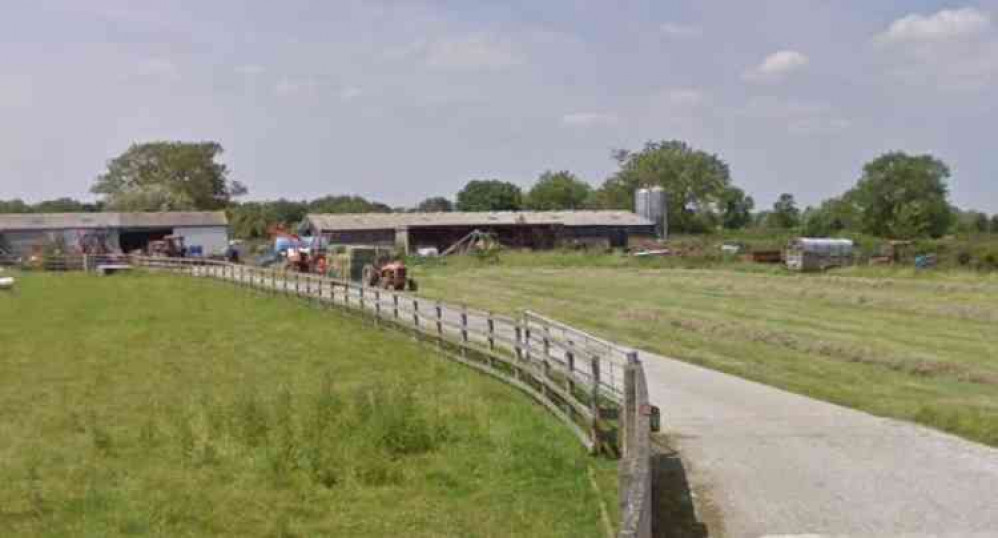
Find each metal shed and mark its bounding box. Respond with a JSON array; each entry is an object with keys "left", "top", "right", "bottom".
[
  {"left": 302, "top": 211, "right": 656, "bottom": 253},
  {"left": 785, "top": 238, "right": 855, "bottom": 272},
  {"left": 0, "top": 212, "right": 230, "bottom": 256}
]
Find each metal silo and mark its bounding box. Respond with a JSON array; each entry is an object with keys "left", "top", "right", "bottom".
[
  {"left": 649, "top": 187, "right": 667, "bottom": 238},
  {"left": 634, "top": 189, "right": 651, "bottom": 219}
]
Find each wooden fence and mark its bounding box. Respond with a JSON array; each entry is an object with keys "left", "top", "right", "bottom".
[{"left": 27, "top": 255, "right": 657, "bottom": 538}]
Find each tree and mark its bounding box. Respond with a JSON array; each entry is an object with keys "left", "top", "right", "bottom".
[
  {"left": 92, "top": 141, "right": 246, "bottom": 211},
  {"left": 416, "top": 197, "right": 454, "bottom": 212},
  {"left": 0, "top": 199, "right": 31, "bottom": 213},
  {"left": 766, "top": 193, "right": 801, "bottom": 229},
  {"left": 848, "top": 152, "right": 953, "bottom": 239},
  {"left": 32, "top": 198, "right": 97, "bottom": 213},
  {"left": 801, "top": 197, "right": 860, "bottom": 237},
  {"left": 719, "top": 187, "right": 754, "bottom": 230},
  {"left": 974, "top": 212, "right": 989, "bottom": 234},
  {"left": 991, "top": 215, "right": 998, "bottom": 234},
  {"left": 525, "top": 171, "right": 593, "bottom": 210},
  {"left": 594, "top": 140, "right": 736, "bottom": 233},
  {"left": 455, "top": 179, "right": 523, "bottom": 211},
  {"left": 308, "top": 195, "right": 390, "bottom": 214}
]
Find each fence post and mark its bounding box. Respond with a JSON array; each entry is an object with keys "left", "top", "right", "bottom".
[
  {"left": 360, "top": 285, "right": 366, "bottom": 313},
  {"left": 593, "top": 356, "right": 605, "bottom": 453},
  {"left": 375, "top": 290, "right": 382, "bottom": 325},
  {"left": 487, "top": 314, "right": 495, "bottom": 352},
  {"left": 566, "top": 347, "right": 576, "bottom": 396},
  {"left": 620, "top": 352, "right": 638, "bottom": 458},
  {"left": 413, "top": 299, "right": 420, "bottom": 333},
  {"left": 460, "top": 306, "right": 469, "bottom": 357},
  {"left": 435, "top": 303, "right": 443, "bottom": 349},
  {"left": 393, "top": 293, "right": 399, "bottom": 319}
]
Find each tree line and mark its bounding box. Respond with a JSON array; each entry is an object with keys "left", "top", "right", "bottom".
[{"left": 2, "top": 140, "right": 996, "bottom": 240}]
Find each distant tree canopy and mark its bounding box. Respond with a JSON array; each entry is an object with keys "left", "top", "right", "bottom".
[
  {"left": 847, "top": 152, "right": 954, "bottom": 239},
  {"left": 992, "top": 215, "right": 998, "bottom": 234},
  {"left": 416, "top": 196, "right": 454, "bottom": 212},
  {"left": 456, "top": 179, "right": 523, "bottom": 211},
  {"left": 525, "top": 171, "right": 593, "bottom": 210},
  {"left": 767, "top": 193, "right": 801, "bottom": 229},
  {"left": 595, "top": 140, "right": 738, "bottom": 233},
  {"left": 92, "top": 141, "right": 246, "bottom": 211},
  {"left": 308, "top": 195, "right": 390, "bottom": 214},
  {"left": 0, "top": 198, "right": 100, "bottom": 213},
  {"left": 228, "top": 195, "right": 390, "bottom": 239}
]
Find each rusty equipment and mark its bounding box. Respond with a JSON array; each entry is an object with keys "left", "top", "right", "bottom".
[
  {"left": 362, "top": 259, "right": 417, "bottom": 291},
  {"left": 148, "top": 235, "right": 186, "bottom": 258}
]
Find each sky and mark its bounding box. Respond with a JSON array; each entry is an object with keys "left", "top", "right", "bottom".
[{"left": 1, "top": 0, "right": 996, "bottom": 212}]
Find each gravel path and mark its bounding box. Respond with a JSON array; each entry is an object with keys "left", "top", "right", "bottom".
[{"left": 641, "top": 352, "right": 998, "bottom": 538}]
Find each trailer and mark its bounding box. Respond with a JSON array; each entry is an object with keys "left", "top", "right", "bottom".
[{"left": 785, "top": 238, "right": 854, "bottom": 272}]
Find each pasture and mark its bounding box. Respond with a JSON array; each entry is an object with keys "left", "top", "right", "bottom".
[
  {"left": 414, "top": 252, "right": 998, "bottom": 447},
  {"left": 0, "top": 272, "right": 615, "bottom": 537}
]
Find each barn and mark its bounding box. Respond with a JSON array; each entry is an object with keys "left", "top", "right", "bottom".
[
  {"left": 0, "top": 212, "right": 230, "bottom": 257},
  {"left": 302, "top": 211, "right": 657, "bottom": 253}
]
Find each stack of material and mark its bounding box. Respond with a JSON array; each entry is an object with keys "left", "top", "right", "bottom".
[{"left": 0, "top": 268, "right": 14, "bottom": 290}]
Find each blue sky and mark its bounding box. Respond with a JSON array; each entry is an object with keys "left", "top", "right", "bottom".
[{"left": 2, "top": 0, "right": 996, "bottom": 211}]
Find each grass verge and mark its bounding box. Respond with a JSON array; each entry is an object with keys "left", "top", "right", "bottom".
[{"left": 0, "top": 271, "right": 616, "bottom": 537}]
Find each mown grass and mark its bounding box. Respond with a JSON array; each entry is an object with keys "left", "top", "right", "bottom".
[
  {"left": 413, "top": 252, "right": 998, "bottom": 447},
  {"left": 0, "top": 272, "right": 617, "bottom": 537}
]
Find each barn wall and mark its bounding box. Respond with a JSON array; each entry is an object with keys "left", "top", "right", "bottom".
[
  {"left": 175, "top": 226, "right": 229, "bottom": 255},
  {"left": 0, "top": 229, "right": 122, "bottom": 256}
]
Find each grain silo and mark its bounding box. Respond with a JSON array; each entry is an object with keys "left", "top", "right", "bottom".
[{"left": 635, "top": 187, "right": 667, "bottom": 239}]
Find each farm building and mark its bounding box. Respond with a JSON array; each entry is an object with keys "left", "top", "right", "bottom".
[
  {"left": 0, "top": 212, "right": 229, "bottom": 257},
  {"left": 302, "top": 211, "right": 657, "bottom": 253}
]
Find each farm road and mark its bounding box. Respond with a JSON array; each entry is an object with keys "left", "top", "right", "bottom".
[{"left": 641, "top": 351, "right": 998, "bottom": 538}]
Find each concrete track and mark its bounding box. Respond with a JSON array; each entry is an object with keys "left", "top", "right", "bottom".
[{"left": 642, "top": 353, "right": 998, "bottom": 538}]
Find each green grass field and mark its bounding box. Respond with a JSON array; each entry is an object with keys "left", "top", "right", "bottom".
[
  {"left": 413, "top": 252, "right": 998, "bottom": 447},
  {"left": 0, "top": 272, "right": 616, "bottom": 537}
]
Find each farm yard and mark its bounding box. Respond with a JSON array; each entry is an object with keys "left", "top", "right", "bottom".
[
  {"left": 413, "top": 252, "right": 998, "bottom": 447},
  {"left": 0, "top": 271, "right": 617, "bottom": 537}
]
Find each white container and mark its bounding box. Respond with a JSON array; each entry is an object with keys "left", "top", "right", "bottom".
[{"left": 0, "top": 277, "right": 14, "bottom": 290}]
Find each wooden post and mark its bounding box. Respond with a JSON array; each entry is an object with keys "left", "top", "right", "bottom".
[
  {"left": 593, "top": 355, "right": 606, "bottom": 453},
  {"left": 413, "top": 299, "right": 420, "bottom": 331},
  {"left": 619, "top": 352, "right": 638, "bottom": 458},
  {"left": 435, "top": 303, "right": 443, "bottom": 348},
  {"left": 513, "top": 325, "right": 524, "bottom": 381},
  {"left": 487, "top": 314, "right": 495, "bottom": 352},
  {"left": 566, "top": 348, "right": 576, "bottom": 395},
  {"left": 375, "top": 290, "right": 382, "bottom": 325},
  {"left": 393, "top": 293, "right": 399, "bottom": 319},
  {"left": 460, "top": 306, "right": 469, "bottom": 357},
  {"left": 360, "top": 285, "right": 366, "bottom": 312}
]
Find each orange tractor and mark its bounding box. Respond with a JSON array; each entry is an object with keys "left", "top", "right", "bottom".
[{"left": 362, "top": 259, "right": 417, "bottom": 291}]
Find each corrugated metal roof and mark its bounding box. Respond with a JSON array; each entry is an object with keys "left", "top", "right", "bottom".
[
  {"left": 306, "top": 211, "right": 654, "bottom": 231},
  {"left": 0, "top": 211, "right": 228, "bottom": 231}
]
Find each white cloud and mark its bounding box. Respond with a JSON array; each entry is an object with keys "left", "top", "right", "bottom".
[
  {"left": 383, "top": 34, "right": 518, "bottom": 69},
  {"left": 877, "top": 7, "right": 991, "bottom": 44},
  {"left": 275, "top": 77, "right": 314, "bottom": 97},
  {"left": 741, "top": 97, "right": 850, "bottom": 135},
  {"left": 421, "top": 34, "right": 523, "bottom": 70},
  {"left": 875, "top": 8, "right": 998, "bottom": 91},
  {"left": 235, "top": 64, "right": 265, "bottom": 76},
  {"left": 663, "top": 88, "right": 707, "bottom": 107},
  {"left": 660, "top": 22, "right": 702, "bottom": 39},
  {"left": 560, "top": 112, "right": 619, "bottom": 127},
  {"left": 339, "top": 86, "right": 363, "bottom": 101},
  {"left": 135, "top": 58, "right": 179, "bottom": 80},
  {"left": 744, "top": 50, "right": 810, "bottom": 81}
]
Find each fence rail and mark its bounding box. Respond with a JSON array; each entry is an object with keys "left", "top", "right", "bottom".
[{"left": 14, "top": 254, "right": 656, "bottom": 538}]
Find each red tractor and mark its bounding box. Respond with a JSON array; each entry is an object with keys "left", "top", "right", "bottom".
[{"left": 363, "top": 260, "right": 416, "bottom": 291}]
